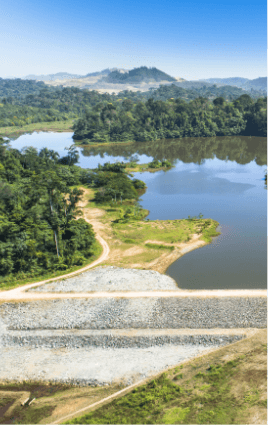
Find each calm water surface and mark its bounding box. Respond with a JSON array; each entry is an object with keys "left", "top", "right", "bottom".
[{"left": 9, "top": 132, "right": 267, "bottom": 289}]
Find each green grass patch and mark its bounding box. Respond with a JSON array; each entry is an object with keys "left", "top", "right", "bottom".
[
  {"left": 0, "top": 120, "right": 74, "bottom": 137},
  {"left": 145, "top": 243, "right": 175, "bottom": 251},
  {"left": 123, "top": 238, "right": 138, "bottom": 244},
  {"left": 65, "top": 343, "right": 267, "bottom": 425}
]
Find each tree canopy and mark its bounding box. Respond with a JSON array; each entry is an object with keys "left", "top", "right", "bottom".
[{"left": 73, "top": 95, "right": 267, "bottom": 143}]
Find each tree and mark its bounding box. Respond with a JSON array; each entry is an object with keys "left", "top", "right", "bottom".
[{"left": 213, "top": 97, "right": 225, "bottom": 107}]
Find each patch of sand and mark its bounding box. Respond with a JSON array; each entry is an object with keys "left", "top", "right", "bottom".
[{"left": 122, "top": 247, "right": 144, "bottom": 257}]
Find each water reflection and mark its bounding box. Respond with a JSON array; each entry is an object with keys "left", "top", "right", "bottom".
[{"left": 81, "top": 136, "right": 267, "bottom": 167}]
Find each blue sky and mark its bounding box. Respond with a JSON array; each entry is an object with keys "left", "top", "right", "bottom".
[{"left": 1, "top": 0, "right": 266, "bottom": 80}]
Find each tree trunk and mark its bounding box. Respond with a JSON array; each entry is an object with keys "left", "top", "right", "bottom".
[{"left": 54, "top": 231, "right": 60, "bottom": 257}]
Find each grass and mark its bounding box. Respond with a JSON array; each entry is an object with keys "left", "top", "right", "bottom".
[
  {"left": 84, "top": 192, "right": 220, "bottom": 271},
  {"left": 111, "top": 216, "right": 219, "bottom": 245},
  {"left": 145, "top": 243, "right": 175, "bottom": 251},
  {"left": 64, "top": 330, "right": 267, "bottom": 424},
  {"left": 0, "top": 239, "right": 102, "bottom": 291},
  {"left": 0, "top": 120, "right": 74, "bottom": 138},
  {"left": 125, "top": 162, "right": 174, "bottom": 174}
]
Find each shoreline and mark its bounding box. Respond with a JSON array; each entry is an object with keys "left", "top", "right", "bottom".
[{"left": 0, "top": 187, "right": 221, "bottom": 294}]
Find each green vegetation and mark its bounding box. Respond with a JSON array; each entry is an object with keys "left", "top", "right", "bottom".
[
  {"left": 0, "top": 138, "right": 96, "bottom": 286},
  {"left": 0, "top": 119, "right": 74, "bottom": 137},
  {"left": 0, "top": 147, "right": 146, "bottom": 288},
  {"left": 147, "top": 159, "right": 172, "bottom": 169},
  {"left": 0, "top": 78, "right": 59, "bottom": 98},
  {"left": 110, "top": 216, "right": 219, "bottom": 246},
  {"left": 0, "top": 84, "right": 112, "bottom": 128},
  {"left": 65, "top": 338, "right": 267, "bottom": 424},
  {"left": 145, "top": 243, "right": 175, "bottom": 251},
  {"left": 79, "top": 162, "right": 144, "bottom": 204},
  {"left": 0, "top": 77, "right": 265, "bottom": 139},
  {"left": 118, "top": 82, "right": 265, "bottom": 103},
  {"left": 73, "top": 95, "right": 267, "bottom": 144}
]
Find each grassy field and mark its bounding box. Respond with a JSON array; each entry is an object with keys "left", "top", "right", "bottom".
[
  {"left": 88, "top": 195, "right": 220, "bottom": 272},
  {"left": 89, "top": 189, "right": 219, "bottom": 271},
  {"left": 0, "top": 120, "right": 74, "bottom": 138},
  {"left": 0, "top": 331, "right": 265, "bottom": 424}
]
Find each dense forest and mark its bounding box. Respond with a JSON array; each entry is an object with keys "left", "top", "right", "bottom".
[
  {"left": 0, "top": 78, "right": 59, "bottom": 98},
  {"left": 73, "top": 94, "right": 267, "bottom": 143},
  {"left": 0, "top": 138, "right": 143, "bottom": 282},
  {"left": 0, "top": 77, "right": 265, "bottom": 130},
  {"left": 120, "top": 83, "right": 264, "bottom": 102},
  {"left": 0, "top": 86, "right": 111, "bottom": 128}
]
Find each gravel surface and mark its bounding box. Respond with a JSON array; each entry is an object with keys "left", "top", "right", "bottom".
[
  {"left": 2, "top": 332, "right": 244, "bottom": 349},
  {"left": 28, "top": 267, "right": 179, "bottom": 292},
  {"left": 0, "top": 344, "right": 220, "bottom": 386},
  {"left": 1, "top": 297, "right": 266, "bottom": 330}
]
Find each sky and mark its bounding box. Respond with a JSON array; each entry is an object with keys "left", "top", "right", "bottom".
[{"left": 1, "top": 0, "right": 266, "bottom": 80}]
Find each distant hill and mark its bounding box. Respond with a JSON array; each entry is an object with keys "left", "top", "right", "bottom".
[
  {"left": 0, "top": 78, "right": 59, "bottom": 98},
  {"left": 102, "top": 66, "right": 177, "bottom": 84},
  {"left": 173, "top": 81, "right": 214, "bottom": 89},
  {"left": 198, "top": 77, "right": 249, "bottom": 87},
  {"left": 21, "top": 68, "right": 266, "bottom": 95},
  {"left": 24, "top": 72, "right": 83, "bottom": 81},
  {"left": 84, "top": 69, "right": 111, "bottom": 78},
  {"left": 198, "top": 77, "right": 267, "bottom": 92},
  {"left": 243, "top": 77, "right": 267, "bottom": 91}
]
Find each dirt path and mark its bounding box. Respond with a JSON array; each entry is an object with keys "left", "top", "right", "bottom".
[{"left": 0, "top": 289, "right": 266, "bottom": 301}]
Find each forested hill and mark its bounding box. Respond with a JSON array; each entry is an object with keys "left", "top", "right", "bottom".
[
  {"left": 0, "top": 78, "right": 60, "bottom": 98},
  {"left": 198, "top": 77, "right": 267, "bottom": 92},
  {"left": 0, "top": 78, "right": 266, "bottom": 136},
  {"left": 73, "top": 94, "right": 267, "bottom": 143},
  {"left": 102, "top": 67, "right": 177, "bottom": 84},
  {"left": 117, "top": 83, "right": 263, "bottom": 102}
]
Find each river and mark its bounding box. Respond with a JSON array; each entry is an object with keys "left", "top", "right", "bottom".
[{"left": 8, "top": 131, "right": 267, "bottom": 290}]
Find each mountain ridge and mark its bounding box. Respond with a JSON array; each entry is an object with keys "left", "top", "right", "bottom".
[{"left": 21, "top": 67, "right": 266, "bottom": 94}]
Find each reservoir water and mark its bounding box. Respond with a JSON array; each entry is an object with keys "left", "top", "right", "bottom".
[{"left": 8, "top": 132, "right": 267, "bottom": 290}]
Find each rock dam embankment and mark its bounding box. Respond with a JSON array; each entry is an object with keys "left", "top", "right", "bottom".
[
  {"left": 0, "top": 267, "right": 266, "bottom": 386},
  {"left": 1, "top": 297, "right": 266, "bottom": 330}
]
